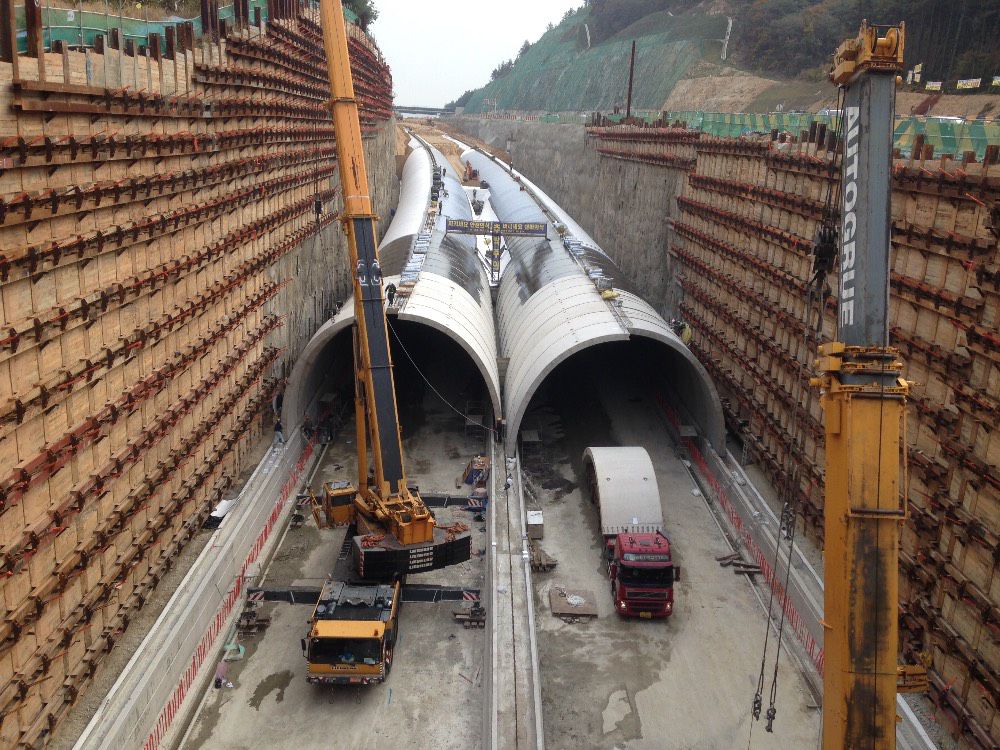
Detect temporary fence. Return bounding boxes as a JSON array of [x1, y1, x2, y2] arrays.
[[659, 110, 1000, 160]]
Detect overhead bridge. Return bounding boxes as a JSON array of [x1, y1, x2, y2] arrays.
[[394, 105, 456, 116]]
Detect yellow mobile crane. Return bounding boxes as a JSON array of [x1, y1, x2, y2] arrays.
[[813, 21, 926, 748], [298, 0, 471, 685]]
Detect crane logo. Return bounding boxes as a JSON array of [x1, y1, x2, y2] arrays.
[[840, 105, 861, 328]]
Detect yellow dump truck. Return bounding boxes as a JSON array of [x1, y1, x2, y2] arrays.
[[302, 580, 400, 685]]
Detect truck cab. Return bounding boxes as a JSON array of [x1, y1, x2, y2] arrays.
[[302, 580, 400, 685], [607, 531, 675, 618]]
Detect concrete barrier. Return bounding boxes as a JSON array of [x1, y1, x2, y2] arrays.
[[74, 429, 318, 750]]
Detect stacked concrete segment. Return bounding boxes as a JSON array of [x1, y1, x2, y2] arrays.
[[0, 5, 395, 746]]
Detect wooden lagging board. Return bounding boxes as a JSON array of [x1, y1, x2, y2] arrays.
[[663, 134, 999, 748], [0, 4, 394, 746]]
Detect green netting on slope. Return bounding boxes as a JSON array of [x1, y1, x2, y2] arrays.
[[464, 11, 727, 114], [11, 0, 356, 54], [659, 111, 999, 160]]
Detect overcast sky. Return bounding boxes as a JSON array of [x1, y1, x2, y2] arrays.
[[369, 0, 579, 107]]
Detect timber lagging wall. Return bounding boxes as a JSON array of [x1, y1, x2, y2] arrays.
[[668, 133, 999, 750], [451, 116, 1000, 749], [0, 2, 395, 746]]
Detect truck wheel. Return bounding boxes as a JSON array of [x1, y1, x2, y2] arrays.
[[384, 644, 393, 676]]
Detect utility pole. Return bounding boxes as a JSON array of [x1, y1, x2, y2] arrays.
[[625, 39, 635, 119]]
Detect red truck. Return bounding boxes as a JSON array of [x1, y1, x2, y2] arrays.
[[584, 447, 678, 619]]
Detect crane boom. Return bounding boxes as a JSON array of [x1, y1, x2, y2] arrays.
[[318, 0, 436, 551], [814, 21, 924, 749]]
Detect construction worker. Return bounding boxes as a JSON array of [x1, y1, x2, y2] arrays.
[[385, 282, 397, 306], [669, 318, 693, 345], [274, 419, 285, 446]]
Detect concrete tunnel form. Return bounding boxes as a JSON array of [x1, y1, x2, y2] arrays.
[[463, 147, 726, 456], [283, 137, 502, 428]]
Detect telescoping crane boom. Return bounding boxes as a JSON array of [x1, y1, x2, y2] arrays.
[[813, 21, 926, 749], [316, 0, 470, 577], [296, 0, 472, 690]]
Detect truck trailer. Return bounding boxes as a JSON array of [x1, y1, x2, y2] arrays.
[[583, 447, 677, 618]]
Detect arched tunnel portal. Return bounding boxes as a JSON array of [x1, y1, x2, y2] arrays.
[[282, 311, 496, 466], [518, 337, 723, 480]]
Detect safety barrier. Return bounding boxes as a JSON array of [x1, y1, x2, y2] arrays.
[[6, 0, 357, 54]]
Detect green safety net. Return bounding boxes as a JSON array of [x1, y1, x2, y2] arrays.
[[656, 110, 1000, 160], [464, 11, 727, 115], [11, 0, 356, 54]]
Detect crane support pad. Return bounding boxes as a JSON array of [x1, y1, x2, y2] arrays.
[[353, 527, 472, 580], [246, 585, 479, 604]]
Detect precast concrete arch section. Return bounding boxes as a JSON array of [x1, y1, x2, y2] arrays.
[[283, 138, 502, 429], [464, 148, 725, 455]]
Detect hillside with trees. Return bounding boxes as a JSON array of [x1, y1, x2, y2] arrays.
[[448, 0, 1000, 113], [730, 0, 999, 83]]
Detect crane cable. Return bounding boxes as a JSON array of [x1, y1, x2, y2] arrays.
[[386, 318, 501, 440], [749, 92, 848, 744]]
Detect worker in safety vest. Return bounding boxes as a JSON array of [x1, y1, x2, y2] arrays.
[[669, 318, 693, 345]]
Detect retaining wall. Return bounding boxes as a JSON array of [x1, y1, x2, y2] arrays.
[[0, 4, 396, 745], [448, 115, 1000, 750]]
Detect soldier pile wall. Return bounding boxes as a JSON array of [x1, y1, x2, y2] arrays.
[[604, 124, 1000, 750], [0, 2, 395, 745]]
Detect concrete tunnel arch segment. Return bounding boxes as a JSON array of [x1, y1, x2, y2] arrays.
[[464, 148, 726, 456], [282, 138, 503, 428]]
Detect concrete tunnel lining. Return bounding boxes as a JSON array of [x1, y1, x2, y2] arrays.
[[283, 138, 502, 428], [464, 148, 726, 455]]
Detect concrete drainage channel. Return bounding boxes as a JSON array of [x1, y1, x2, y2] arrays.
[[486, 433, 545, 750], [73, 429, 321, 750]]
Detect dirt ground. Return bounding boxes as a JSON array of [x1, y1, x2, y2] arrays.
[[401, 122, 473, 179], [662, 69, 784, 112], [896, 91, 1000, 119], [521, 348, 821, 750]]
